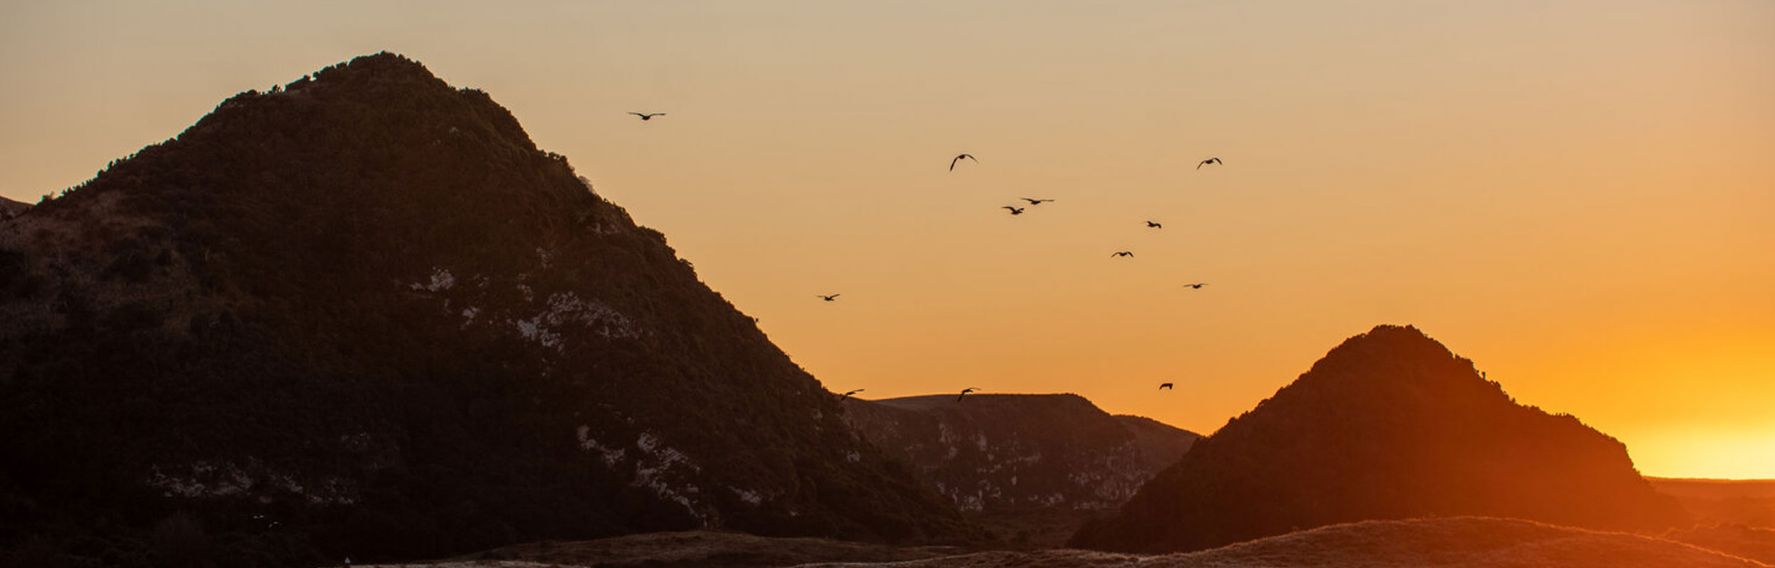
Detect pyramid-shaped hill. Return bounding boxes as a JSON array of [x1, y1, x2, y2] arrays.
[[844, 394, 1198, 514], [1069, 325, 1686, 553], [0, 53, 971, 563]]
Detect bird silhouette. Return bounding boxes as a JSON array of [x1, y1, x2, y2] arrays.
[[628, 112, 666, 121], [950, 153, 978, 171], [1146, 220, 1163, 229], [817, 294, 841, 302], [1159, 382, 1174, 390], [839, 388, 865, 401], [1111, 251, 1134, 258], [1002, 206, 1025, 215], [957, 387, 980, 401], [1020, 197, 1055, 205], [1197, 157, 1223, 170], [1183, 283, 1207, 289]]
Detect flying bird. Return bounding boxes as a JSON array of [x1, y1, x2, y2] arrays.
[[629, 112, 666, 121], [1146, 220, 1163, 229], [1159, 383, 1174, 390], [817, 294, 842, 302], [1002, 206, 1025, 215], [839, 388, 865, 401], [950, 153, 978, 171], [957, 387, 980, 401], [1020, 197, 1055, 205], [1197, 157, 1223, 170], [1111, 251, 1134, 258], [1183, 283, 1207, 289]]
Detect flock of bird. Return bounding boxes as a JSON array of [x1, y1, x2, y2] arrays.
[[628, 111, 1219, 400]]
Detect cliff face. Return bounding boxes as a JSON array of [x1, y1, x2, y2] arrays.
[[0, 53, 970, 564], [1070, 325, 1686, 553], [844, 394, 1198, 513]]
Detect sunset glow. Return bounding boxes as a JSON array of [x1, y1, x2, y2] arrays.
[[3, 1, 1770, 479]]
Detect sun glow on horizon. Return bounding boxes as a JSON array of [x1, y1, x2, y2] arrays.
[[2, 1, 1770, 479]]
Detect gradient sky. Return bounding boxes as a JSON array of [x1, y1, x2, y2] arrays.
[[3, 1, 1771, 478]]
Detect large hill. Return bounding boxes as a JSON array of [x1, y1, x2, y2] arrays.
[[1069, 325, 1686, 553], [0, 53, 971, 565]]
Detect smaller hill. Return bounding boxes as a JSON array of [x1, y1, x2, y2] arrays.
[[1071, 325, 1686, 553]]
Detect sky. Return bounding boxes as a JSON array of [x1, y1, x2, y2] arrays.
[[2, 1, 1771, 478]]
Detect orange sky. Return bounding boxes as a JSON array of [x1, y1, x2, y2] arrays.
[[2, 1, 1771, 478]]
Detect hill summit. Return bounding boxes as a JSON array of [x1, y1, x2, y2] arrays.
[[1070, 325, 1685, 553], [0, 53, 969, 564]]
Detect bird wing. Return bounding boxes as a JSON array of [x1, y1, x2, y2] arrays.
[[950, 156, 960, 171], [629, 112, 645, 117]]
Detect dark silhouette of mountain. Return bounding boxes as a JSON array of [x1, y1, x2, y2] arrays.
[[843, 394, 1197, 547], [1070, 325, 1686, 553], [0, 53, 972, 565]]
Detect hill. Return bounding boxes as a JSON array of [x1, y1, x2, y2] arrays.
[[0, 52, 970, 566], [1069, 325, 1685, 553]]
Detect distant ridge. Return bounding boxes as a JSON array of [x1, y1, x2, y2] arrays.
[[845, 393, 1197, 513], [1070, 325, 1686, 553]]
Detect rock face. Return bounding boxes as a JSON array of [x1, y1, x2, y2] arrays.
[[1070, 325, 1686, 553], [0, 53, 970, 564], [843, 394, 1198, 513]]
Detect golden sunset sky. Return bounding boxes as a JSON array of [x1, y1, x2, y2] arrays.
[[2, 1, 1770, 478]]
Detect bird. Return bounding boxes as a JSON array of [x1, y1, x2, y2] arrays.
[[1159, 382, 1174, 390], [817, 294, 841, 302], [839, 388, 865, 401], [1146, 220, 1163, 229], [950, 153, 978, 171], [628, 112, 666, 121], [1002, 206, 1025, 215], [1020, 197, 1055, 205], [1197, 157, 1223, 170], [1183, 282, 1207, 289], [1111, 251, 1134, 258], [957, 387, 980, 401]]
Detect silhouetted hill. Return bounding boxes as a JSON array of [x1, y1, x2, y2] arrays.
[[1070, 325, 1686, 553], [844, 394, 1196, 513], [0, 53, 971, 566]]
